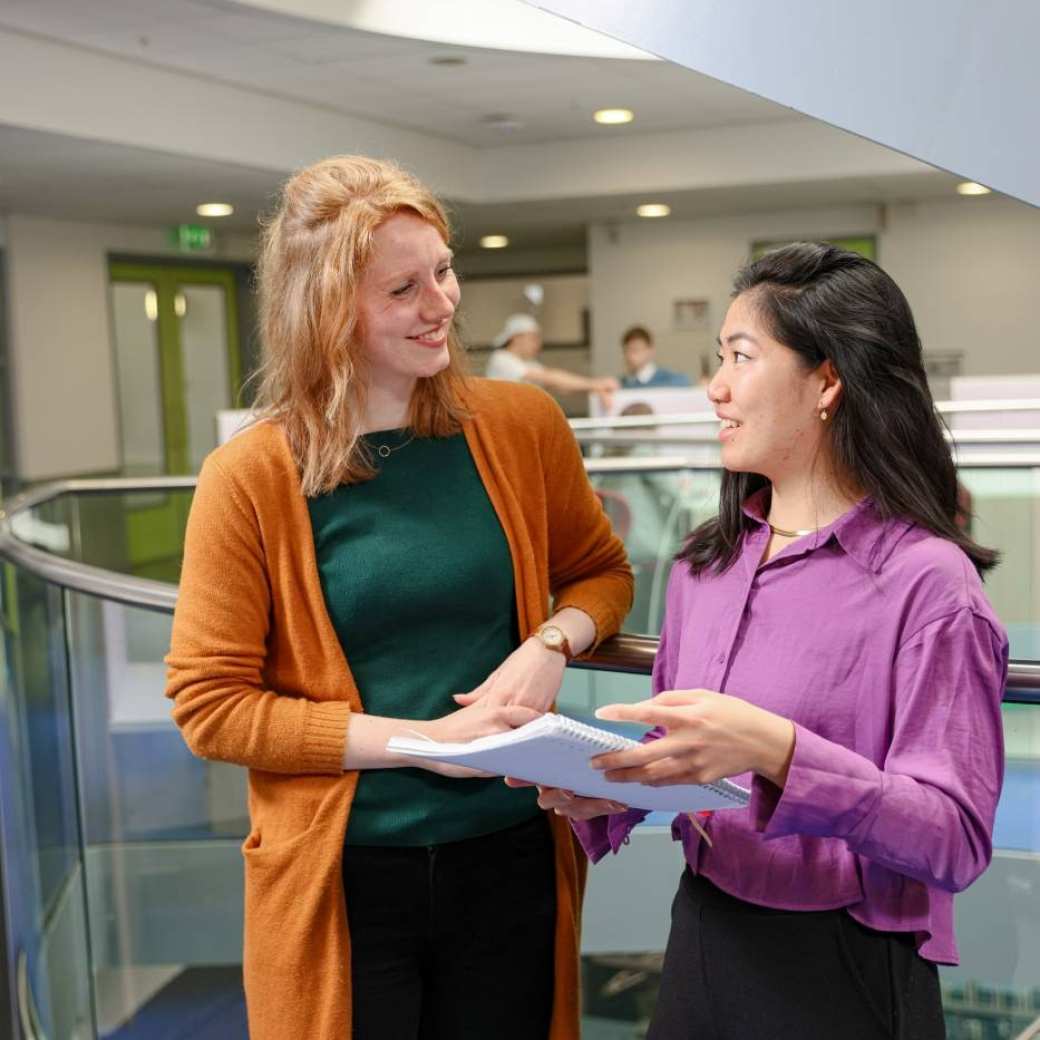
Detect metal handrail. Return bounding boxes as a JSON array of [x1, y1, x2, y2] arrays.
[[1014, 1014, 1040, 1040], [0, 478, 195, 613], [575, 634, 1040, 701], [570, 398, 1040, 431], [1, 477, 1039, 698], [586, 455, 1040, 472], [587, 455, 1040, 472], [15, 949, 45, 1040], [575, 428, 1040, 446]]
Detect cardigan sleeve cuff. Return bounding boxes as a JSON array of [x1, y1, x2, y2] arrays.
[[552, 591, 622, 653], [298, 701, 352, 775]]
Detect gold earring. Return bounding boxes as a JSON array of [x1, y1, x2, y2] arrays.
[[820, 409, 829, 421]]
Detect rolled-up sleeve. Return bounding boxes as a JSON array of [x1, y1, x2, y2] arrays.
[[751, 607, 1007, 893]]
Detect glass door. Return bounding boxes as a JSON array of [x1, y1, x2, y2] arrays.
[[108, 264, 242, 581], [108, 263, 242, 477]]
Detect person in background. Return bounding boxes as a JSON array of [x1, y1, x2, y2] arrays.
[[166, 154, 632, 1040], [620, 325, 691, 388], [486, 313, 619, 409], [535, 243, 1007, 1039]]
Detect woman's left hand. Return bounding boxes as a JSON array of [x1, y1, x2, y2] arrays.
[[453, 638, 567, 714], [592, 690, 796, 788]]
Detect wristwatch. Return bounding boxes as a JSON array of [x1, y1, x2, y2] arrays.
[[532, 623, 574, 662]]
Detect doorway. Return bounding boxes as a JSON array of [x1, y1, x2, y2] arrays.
[[108, 262, 244, 579], [108, 262, 243, 477]]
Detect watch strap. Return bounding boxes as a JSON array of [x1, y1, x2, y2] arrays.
[[533, 623, 574, 662]]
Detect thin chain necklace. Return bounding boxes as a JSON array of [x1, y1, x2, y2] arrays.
[[372, 430, 415, 459], [767, 521, 819, 538]]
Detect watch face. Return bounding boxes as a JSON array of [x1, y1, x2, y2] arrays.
[[540, 626, 564, 648]]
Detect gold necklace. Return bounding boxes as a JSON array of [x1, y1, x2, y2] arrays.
[[767, 522, 819, 538]]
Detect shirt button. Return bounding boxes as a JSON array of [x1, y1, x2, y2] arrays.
[[716, 653, 725, 664]]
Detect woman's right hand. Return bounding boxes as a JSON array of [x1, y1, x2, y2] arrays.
[[505, 778, 629, 820], [407, 702, 541, 778]]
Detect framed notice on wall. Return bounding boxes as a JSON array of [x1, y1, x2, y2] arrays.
[[671, 298, 710, 332]]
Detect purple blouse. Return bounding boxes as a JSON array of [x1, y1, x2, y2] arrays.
[[573, 492, 1007, 964]]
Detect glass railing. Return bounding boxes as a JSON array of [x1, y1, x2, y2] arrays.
[[0, 473, 1038, 1040]]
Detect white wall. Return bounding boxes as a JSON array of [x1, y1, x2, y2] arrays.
[[882, 198, 1040, 378], [587, 196, 1040, 382], [3, 214, 257, 481]]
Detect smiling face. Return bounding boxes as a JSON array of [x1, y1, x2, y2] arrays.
[[355, 210, 460, 396], [709, 291, 840, 484]]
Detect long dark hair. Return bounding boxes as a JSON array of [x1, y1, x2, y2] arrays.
[[679, 242, 998, 576]]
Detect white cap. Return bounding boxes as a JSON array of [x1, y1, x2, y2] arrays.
[[493, 313, 541, 348]]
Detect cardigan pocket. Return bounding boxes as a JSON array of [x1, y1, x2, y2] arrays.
[[242, 813, 347, 969], [241, 816, 324, 861]]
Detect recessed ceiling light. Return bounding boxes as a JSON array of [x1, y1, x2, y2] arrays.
[[429, 55, 467, 66], [636, 203, 671, 218], [196, 202, 234, 217], [594, 108, 634, 125], [956, 181, 991, 196], [480, 235, 509, 249]]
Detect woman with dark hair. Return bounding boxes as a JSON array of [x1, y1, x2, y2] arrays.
[[536, 243, 1007, 1038]]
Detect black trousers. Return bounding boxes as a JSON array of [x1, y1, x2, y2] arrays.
[[648, 869, 946, 1040], [341, 814, 557, 1040]]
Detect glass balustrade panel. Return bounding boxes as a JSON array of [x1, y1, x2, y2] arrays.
[[0, 564, 94, 1038], [63, 590, 247, 1038], [589, 468, 721, 635], [13, 489, 195, 584]]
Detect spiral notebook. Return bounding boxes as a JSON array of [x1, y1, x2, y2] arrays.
[[386, 713, 750, 813]]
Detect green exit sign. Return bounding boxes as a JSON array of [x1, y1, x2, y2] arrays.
[[169, 224, 213, 252]]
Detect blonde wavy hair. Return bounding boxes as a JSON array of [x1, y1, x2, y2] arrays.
[[253, 154, 469, 496]]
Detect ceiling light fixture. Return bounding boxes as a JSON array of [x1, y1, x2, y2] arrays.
[[956, 181, 991, 196], [594, 108, 634, 125], [636, 203, 671, 218], [480, 234, 509, 249], [196, 202, 234, 217]]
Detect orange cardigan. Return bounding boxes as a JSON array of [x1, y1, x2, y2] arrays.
[[165, 379, 633, 1040]]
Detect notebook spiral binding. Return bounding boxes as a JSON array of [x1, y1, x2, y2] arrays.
[[552, 715, 748, 806]]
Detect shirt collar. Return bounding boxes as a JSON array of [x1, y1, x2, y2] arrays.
[[742, 489, 900, 574], [635, 362, 658, 384]]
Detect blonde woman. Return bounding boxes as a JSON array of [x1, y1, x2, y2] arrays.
[[165, 155, 632, 1040]]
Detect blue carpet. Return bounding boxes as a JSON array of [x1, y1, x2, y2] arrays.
[[104, 967, 247, 1040]]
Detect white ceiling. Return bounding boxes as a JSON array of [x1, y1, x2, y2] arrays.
[[0, 123, 968, 255], [0, 124, 279, 232], [0, 0, 976, 257], [0, 0, 797, 147]]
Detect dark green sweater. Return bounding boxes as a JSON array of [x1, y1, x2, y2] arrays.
[[308, 429, 540, 846]]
